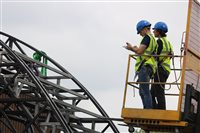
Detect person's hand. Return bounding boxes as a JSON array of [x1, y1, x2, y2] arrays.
[[123, 42, 133, 50]]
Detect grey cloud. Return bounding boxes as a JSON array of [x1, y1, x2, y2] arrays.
[[1, 2, 188, 131]]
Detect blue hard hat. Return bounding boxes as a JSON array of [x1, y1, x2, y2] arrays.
[[136, 20, 151, 34], [153, 22, 168, 33]]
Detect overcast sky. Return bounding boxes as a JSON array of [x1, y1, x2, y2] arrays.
[[1, 0, 188, 132]]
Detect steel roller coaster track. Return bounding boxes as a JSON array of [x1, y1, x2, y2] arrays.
[[0, 31, 120, 133]]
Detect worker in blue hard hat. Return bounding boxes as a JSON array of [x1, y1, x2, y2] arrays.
[[151, 21, 173, 110], [124, 20, 157, 109]]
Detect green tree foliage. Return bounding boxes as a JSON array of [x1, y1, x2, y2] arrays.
[[134, 129, 172, 133]]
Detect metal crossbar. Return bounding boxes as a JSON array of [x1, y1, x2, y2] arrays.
[[0, 31, 120, 133]]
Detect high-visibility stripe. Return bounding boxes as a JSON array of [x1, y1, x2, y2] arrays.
[[162, 62, 170, 68], [158, 37, 173, 73], [135, 34, 157, 73]]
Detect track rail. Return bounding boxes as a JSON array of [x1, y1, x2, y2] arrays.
[[0, 31, 120, 133]]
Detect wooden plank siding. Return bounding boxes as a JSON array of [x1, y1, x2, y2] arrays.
[[181, 0, 200, 112]]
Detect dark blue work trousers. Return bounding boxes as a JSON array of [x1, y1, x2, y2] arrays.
[[151, 66, 169, 110], [138, 65, 153, 109]]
